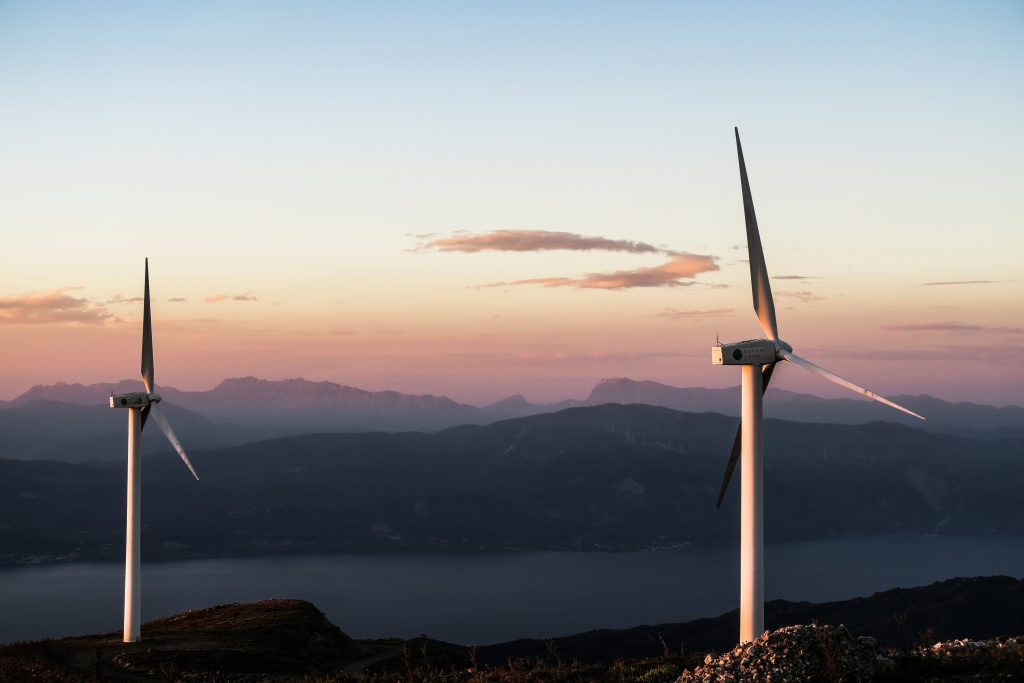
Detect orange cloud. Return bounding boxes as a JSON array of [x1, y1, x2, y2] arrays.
[[417, 229, 669, 255], [0, 290, 113, 325], [490, 253, 719, 290], [205, 293, 259, 303]]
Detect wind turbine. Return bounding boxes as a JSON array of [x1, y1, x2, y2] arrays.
[[108, 259, 198, 643], [712, 129, 924, 645]]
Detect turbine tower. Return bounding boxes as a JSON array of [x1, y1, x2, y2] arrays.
[[713, 129, 924, 644], [109, 259, 199, 643]]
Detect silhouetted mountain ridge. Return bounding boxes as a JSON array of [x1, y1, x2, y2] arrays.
[[9, 376, 1019, 450], [10, 376, 487, 435], [471, 575, 1024, 662], [585, 377, 1024, 438]]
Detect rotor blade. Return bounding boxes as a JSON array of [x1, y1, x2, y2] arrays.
[[149, 405, 199, 480], [140, 404, 151, 432], [779, 350, 925, 420], [735, 128, 779, 340], [715, 362, 776, 509], [141, 258, 154, 395]]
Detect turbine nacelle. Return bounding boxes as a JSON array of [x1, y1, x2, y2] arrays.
[[109, 392, 162, 409], [711, 339, 792, 366]]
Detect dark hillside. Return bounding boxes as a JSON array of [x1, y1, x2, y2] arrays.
[[2, 576, 1020, 680], [0, 599, 362, 681], [2, 404, 1022, 563]]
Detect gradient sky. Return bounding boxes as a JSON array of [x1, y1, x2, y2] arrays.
[[1, 1, 1022, 405]]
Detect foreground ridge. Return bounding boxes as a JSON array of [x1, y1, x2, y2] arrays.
[[2, 577, 1023, 681], [679, 624, 1024, 682]]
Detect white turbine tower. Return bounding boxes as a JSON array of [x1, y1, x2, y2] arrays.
[[713, 129, 924, 645], [109, 259, 198, 643]]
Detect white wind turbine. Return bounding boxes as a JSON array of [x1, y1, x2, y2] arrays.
[[108, 259, 198, 643], [712, 129, 924, 644]]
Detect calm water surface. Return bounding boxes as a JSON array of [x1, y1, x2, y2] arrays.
[[1, 535, 1021, 645]]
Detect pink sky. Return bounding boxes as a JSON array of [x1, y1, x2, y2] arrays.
[[1, 251, 1020, 406]]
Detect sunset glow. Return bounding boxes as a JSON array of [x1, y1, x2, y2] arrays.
[[0, 1, 1021, 406]]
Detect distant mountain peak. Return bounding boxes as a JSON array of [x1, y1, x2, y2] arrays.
[[487, 394, 532, 410], [12, 379, 144, 406], [587, 377, 687, 404]]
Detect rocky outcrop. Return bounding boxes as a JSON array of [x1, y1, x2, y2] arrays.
[[896, 636, 1024, 678], [678, 623, 892, 682], [110, 600, 362, 680]]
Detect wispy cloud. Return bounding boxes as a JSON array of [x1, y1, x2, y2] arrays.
[[882, 322, 1024, 334], [655, 307, 735, 320], [105, 294, 144, 305], [773, 275, 819, 281], [455, 349, 699, 364], [0, 290, 113, 325], [920, 280, 1004, 286], [167, 297, 188, 303], [774, 290, 825, 302], [205, 293, 259, 303], [488, 253, 719, 290], [416, 229, 669, 255], [420, 230, 719, 290], [809, 342, 1024, 364]]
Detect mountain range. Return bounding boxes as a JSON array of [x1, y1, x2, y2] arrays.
[[3, 403, 1021, 564], [1, 376, 1020, 463], [10, 377, 483, 432]]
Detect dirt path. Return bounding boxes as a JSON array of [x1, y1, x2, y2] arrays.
[[339, 644, 404, 679]]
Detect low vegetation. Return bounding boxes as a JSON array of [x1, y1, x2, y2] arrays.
[[1, 593, 1021, 681]]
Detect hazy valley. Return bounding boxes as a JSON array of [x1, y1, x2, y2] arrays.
[[2, 397, 1021, 565]]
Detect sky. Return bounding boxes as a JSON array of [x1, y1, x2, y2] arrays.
[[0, 1, 1022, 406]]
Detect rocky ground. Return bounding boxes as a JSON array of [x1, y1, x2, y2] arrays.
[[679, 624, 890, 681], [678, 624, 1023, 682]]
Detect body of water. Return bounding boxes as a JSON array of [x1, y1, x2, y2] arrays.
[[1, 535, 1021, 645]]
